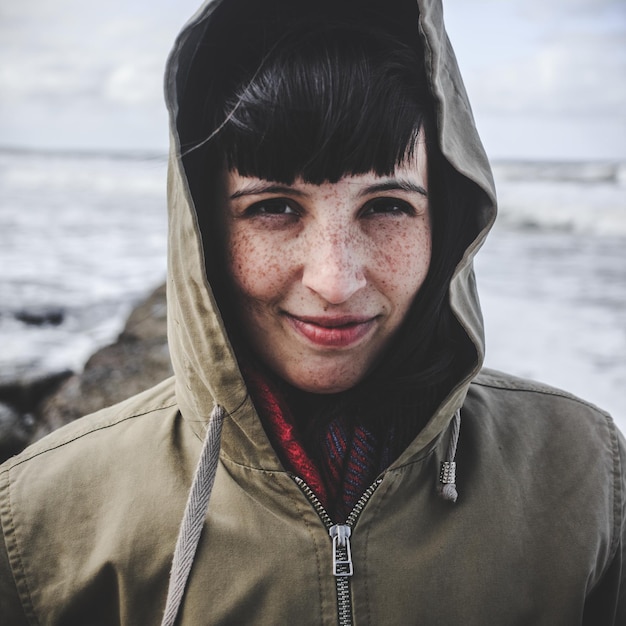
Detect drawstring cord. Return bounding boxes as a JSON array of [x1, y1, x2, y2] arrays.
[[438, 409, 461, 503], [161, 404, 226, 626]]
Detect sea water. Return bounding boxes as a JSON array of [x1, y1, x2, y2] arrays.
[[0, 149, 168, 379], [0, 149, 624, 429]]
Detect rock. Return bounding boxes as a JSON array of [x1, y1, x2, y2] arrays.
[[0, 403, 36, 462], [0, 369, 73, 415], [0, 283, 172, 462], [15, 306, 65, 326], [36, 283, 172, 440], [0, 369, 74, 463]]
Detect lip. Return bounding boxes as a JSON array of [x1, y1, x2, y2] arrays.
[[284, 313, 378, 348]]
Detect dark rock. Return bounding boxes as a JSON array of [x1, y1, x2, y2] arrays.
[[0, 370, 73, 463], [36, 283, 172, 440], [15, 306, 65, 326], [0, 403, 36, 463], [1, 283, 171, 461], [0, 369, 73, 415]]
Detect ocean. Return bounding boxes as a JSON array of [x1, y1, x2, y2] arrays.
[[0, 148, 624, 429]]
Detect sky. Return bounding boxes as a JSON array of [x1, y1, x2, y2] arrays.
[[0, 0, 624, 160]]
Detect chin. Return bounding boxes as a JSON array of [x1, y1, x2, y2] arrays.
[[295, 382, 354, 395], [282, 365, 367, 395]]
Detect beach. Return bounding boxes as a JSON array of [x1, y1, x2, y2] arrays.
[[0, 148, 624, 432]]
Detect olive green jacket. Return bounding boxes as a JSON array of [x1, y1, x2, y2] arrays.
[[1, 0, 624, 624]]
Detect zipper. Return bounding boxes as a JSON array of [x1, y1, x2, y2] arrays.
[[292, 476, 383, 626]]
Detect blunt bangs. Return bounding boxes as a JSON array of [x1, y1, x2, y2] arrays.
[[211, 26, 433, 184]]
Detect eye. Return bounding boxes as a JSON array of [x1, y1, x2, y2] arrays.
[[245, 198, 299, 217], [361, 197, 417, 217]]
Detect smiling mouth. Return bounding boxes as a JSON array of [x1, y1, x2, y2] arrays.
[[284, 314, 378, 348]]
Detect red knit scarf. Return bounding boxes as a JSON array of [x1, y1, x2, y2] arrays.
[[245, 367, 391, 522]]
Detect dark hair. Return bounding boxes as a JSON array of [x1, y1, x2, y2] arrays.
[[209, 24, 432, 184], [187, 24, 477, 450]]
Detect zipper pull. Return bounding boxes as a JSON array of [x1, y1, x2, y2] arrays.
[[329, 524, 353, 577]]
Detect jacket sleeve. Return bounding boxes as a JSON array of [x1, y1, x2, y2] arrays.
[[582, 420, 626, 625], [0, 468, 30, 625]]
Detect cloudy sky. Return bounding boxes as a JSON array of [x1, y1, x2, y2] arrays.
[[1, 0, 624, 160]]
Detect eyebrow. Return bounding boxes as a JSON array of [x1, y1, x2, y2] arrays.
[[230, 183, 306, 200], [229, 178, 428, 200], [358, 179, 428, 198]]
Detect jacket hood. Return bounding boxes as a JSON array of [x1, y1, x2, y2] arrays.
[[163, 0, 497, 469]]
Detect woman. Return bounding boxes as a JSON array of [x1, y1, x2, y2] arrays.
[[1, 0, 624, 624]]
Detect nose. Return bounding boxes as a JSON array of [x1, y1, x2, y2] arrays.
[[301, 230, 367, 304]]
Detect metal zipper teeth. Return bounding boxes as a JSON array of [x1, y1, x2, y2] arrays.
[[292, 475, 383, 530], [345, 479, 383, 527], [292, 475, 384, 626], [336, 577, 352, 626], [292, 475, 334, 528]]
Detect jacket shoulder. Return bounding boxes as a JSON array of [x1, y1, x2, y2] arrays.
[[468, 368, 625, 593], [472, 367, 613, 419], [467, 367, 621, 480], [467, 367, 621, 468], [0, 377, 185, 624], [2, 376, 178, 471]]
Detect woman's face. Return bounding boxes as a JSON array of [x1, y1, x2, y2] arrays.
[[219, 143, 431, 393]]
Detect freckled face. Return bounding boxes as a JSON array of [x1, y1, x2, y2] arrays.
[[219, 143, 431, 393]]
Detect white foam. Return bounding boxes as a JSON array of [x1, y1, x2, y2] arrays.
[[492, 161, 626, 235]]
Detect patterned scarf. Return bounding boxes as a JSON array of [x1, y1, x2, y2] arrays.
[[244, 367, 393, 522]]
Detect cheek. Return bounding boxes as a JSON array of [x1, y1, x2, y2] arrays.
[[227, 230, 287, 303], [371, 223, 432, 298]]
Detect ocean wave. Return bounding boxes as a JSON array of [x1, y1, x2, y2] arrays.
[[492, 160, 625, 184]]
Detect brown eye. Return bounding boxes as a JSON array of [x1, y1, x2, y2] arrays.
[[246, 199, 298, 216], [362, 198, 416, 217]]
